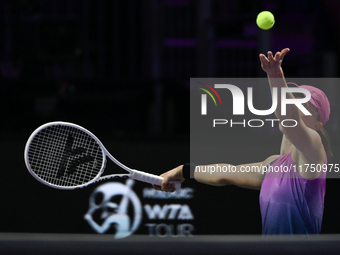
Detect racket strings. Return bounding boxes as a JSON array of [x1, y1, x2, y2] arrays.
[[27, 125, 104, 187]]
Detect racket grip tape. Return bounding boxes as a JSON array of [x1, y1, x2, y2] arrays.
[[130, 170, 181, 191]]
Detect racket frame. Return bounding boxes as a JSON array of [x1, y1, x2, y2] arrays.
[[24, 121, 180, 190]]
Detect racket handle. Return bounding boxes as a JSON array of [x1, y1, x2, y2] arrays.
[[130, 170, 181, 191]]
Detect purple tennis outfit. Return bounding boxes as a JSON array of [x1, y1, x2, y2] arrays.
[[259, 151, 326, 234]]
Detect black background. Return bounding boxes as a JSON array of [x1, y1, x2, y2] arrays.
[[1, 0, 340, 235]]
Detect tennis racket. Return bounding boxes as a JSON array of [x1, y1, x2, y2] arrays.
[[24, 121, 181, 190]]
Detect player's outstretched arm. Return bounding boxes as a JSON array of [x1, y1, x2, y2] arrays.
[[154, 155, 279, 192], [259, 49, 325, 179]]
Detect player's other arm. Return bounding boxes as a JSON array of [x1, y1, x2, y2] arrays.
[[194, 155, 279, 189], [155, 155, 279, 192]]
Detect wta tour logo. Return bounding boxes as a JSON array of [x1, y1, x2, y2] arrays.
[[84, 179, 142, 239], [197, 82, 312, 128], [85, 181, 195, 238]]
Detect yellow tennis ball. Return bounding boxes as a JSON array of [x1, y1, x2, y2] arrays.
[[256, 11, 275, 30]]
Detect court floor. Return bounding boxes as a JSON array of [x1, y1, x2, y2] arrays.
[[1, 233, 340, 255]]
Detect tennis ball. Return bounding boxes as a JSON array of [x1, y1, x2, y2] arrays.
[[256, 11, 275, 30]]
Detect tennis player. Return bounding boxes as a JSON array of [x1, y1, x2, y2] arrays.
[[154, 48, 332, 234]]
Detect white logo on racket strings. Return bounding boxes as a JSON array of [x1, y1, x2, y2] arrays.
[[57, 134, 96, 178], [84, 179, 142, 239]]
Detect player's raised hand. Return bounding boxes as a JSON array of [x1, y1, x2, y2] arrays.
[[259, 48, 290, 77], [153, 165, 185, 192]]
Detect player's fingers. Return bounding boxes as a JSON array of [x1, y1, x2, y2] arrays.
[[167, 183, 176, 193], [153, 184, 161, 191], [274, 52, 280, 62], [267, 51, 274, 61], [259, 54, 269, 67], [280, 48, 290, 60], [170, 183, 176, 192], [161, 175, 170, 191], [165, 182, 174, 192], [259, 54, 267, 62], [268, 51, 277, 66]]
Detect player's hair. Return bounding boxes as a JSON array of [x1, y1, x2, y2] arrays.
[[317, 127, 333, 163], [313, 105, 333, 162], [293, 92, 333, 162]]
